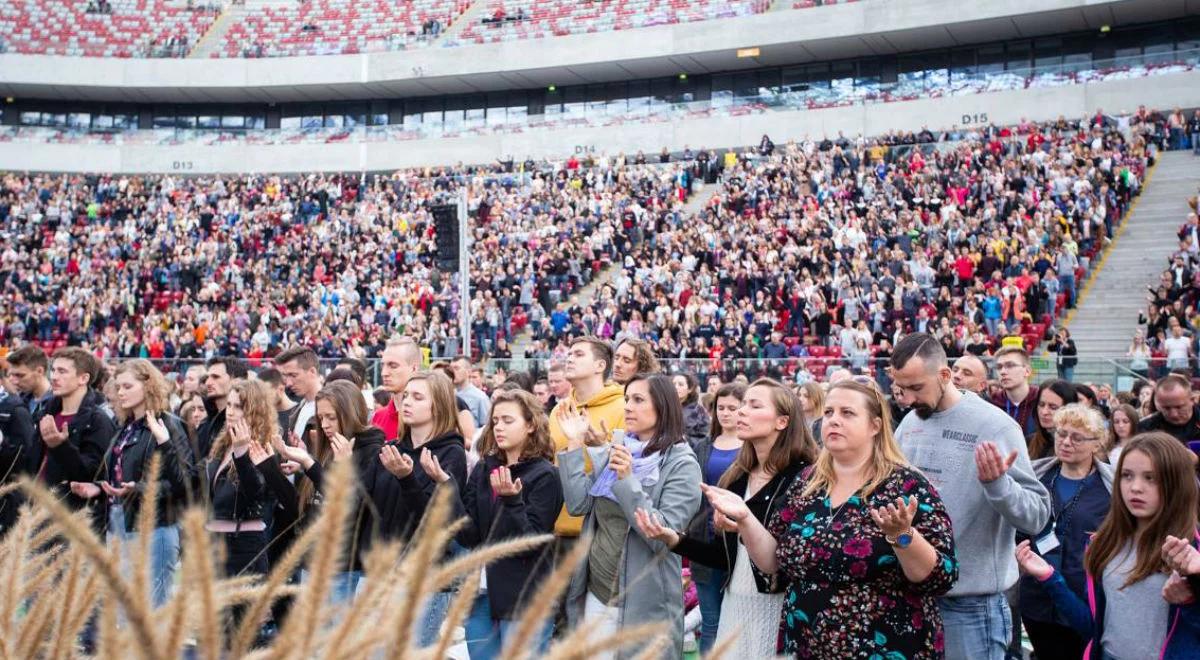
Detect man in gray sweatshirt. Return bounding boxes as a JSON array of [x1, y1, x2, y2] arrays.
[[891, 333, 1051, 660]]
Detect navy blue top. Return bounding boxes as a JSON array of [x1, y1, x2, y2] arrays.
[[705, 446, 740, 486]]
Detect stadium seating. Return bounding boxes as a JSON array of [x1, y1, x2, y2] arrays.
[[0, 0, 217, 57], [456, 0, 770, 44], [217, 0, 472, 58]]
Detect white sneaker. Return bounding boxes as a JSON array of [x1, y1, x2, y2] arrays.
[[683, 631, 698, 654]]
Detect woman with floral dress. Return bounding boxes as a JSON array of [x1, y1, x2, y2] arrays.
[[705, 380, 959, 658]]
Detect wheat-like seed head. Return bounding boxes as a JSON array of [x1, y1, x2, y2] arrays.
[[0, 456, 728, 659]]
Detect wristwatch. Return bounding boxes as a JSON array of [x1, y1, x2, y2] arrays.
[[886, 527, 916, 549]]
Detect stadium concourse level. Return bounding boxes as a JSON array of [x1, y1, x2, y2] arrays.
[[0, 110, 1180, 374]]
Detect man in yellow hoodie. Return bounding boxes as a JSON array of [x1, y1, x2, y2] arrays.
[[548, 336, 626, 537]]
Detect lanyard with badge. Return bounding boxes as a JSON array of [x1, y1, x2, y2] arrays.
[[1035, 467, 1087, 555]]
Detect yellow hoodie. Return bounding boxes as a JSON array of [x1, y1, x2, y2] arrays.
[[549, 382, 626, 536]]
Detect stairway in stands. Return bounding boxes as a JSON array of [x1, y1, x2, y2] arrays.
[[1066, 150, 1200, 380]]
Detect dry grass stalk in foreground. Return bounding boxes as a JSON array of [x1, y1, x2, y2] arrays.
[[1, 460, 740, 658]]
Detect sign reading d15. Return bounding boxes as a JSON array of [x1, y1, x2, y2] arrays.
[[960, 113, 989, 125]]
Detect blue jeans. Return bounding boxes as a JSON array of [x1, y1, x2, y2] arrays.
[[464, 592, 553, 659], [694, 571, 726, 654], [330, 570, 361, 605], [108, 506, 180, 607], [419, 540, 467, 645], [939, 593, 1012, 660], [1059, 273, 1076, 308], [420, 591, 454, 646]]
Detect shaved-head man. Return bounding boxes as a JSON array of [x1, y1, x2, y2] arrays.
[[371, 336, 424, 441], [952, 355, 989, 395]]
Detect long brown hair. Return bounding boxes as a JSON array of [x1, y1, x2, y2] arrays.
[[718, 379, 817, 488], [209, 379, 278, 460], [1109, 403, 1141, 448], [802, 380, 908, 499], [476, 390, 555, 462], [400, 371, 461, 443], [1085, 432, 1199, 587], [707, 382, 747, 440], [625, 373, 686, 457], [297, 381, 371, 515]]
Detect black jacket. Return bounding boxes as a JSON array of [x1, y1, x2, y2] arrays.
[[31, 390, 117, 533], [207, 449, 267, 525], [258, 427, 387, 572], [100, 414, 195, 533], [374, 431, 467, 542], [195, 403, 226, 476], [452, 454, 563, 619], [674, 460, 807, 594], [0, 393, 35, 533]]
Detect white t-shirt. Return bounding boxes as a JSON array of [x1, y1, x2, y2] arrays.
[[1164, 336, 1191, 362]]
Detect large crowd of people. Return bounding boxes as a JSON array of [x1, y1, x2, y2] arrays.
[[3, 331, 1200, 659], [1, 109, 1181, 383], [0, 161, 690, 364], [528, 109, 1174, 389], [0, 107, 1198, 658]]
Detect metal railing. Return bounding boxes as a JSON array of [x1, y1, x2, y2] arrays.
[[127, 354, 1180, 392]]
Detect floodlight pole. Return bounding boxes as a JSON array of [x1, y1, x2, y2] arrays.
[[459, 188, 471, 355]]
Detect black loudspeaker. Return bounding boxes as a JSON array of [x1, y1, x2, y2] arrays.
[[430, 204, 459, 272]]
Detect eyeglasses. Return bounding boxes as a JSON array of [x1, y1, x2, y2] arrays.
[[1054, 428, 1099, 444]]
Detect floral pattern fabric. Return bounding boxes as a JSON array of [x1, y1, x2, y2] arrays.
[[768, 466, 959, 659]]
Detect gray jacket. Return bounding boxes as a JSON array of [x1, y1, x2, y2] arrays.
[[559, 442, 703, 660]]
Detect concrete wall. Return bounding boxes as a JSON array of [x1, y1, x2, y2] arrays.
[[0, 0, 1135, 100], [3, 70, 1196, 174]]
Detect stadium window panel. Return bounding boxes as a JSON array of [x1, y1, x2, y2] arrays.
[[44, 113, 67, 127], [1006, 40, 1032, 70], [19, 112, 42, 126], [152, 113, 176, 129], [1143, 42, 1174, 65], [178, 115, 197, 129], [281, 116, 302, 129], [950, 48, 975, 78], [248, 114, 267, 129], [977, 44, 1005, 74], [67, 113, 90, 129], [830, 61, 854, 97], [197, 115, 220, 129], [856, 59, 881, 89], [732, 72, 758, 99], [506, 104, 527, 124], [585, 84, 607, 117], [301, 115, 323, 129], [221, 115, 245, 129]]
